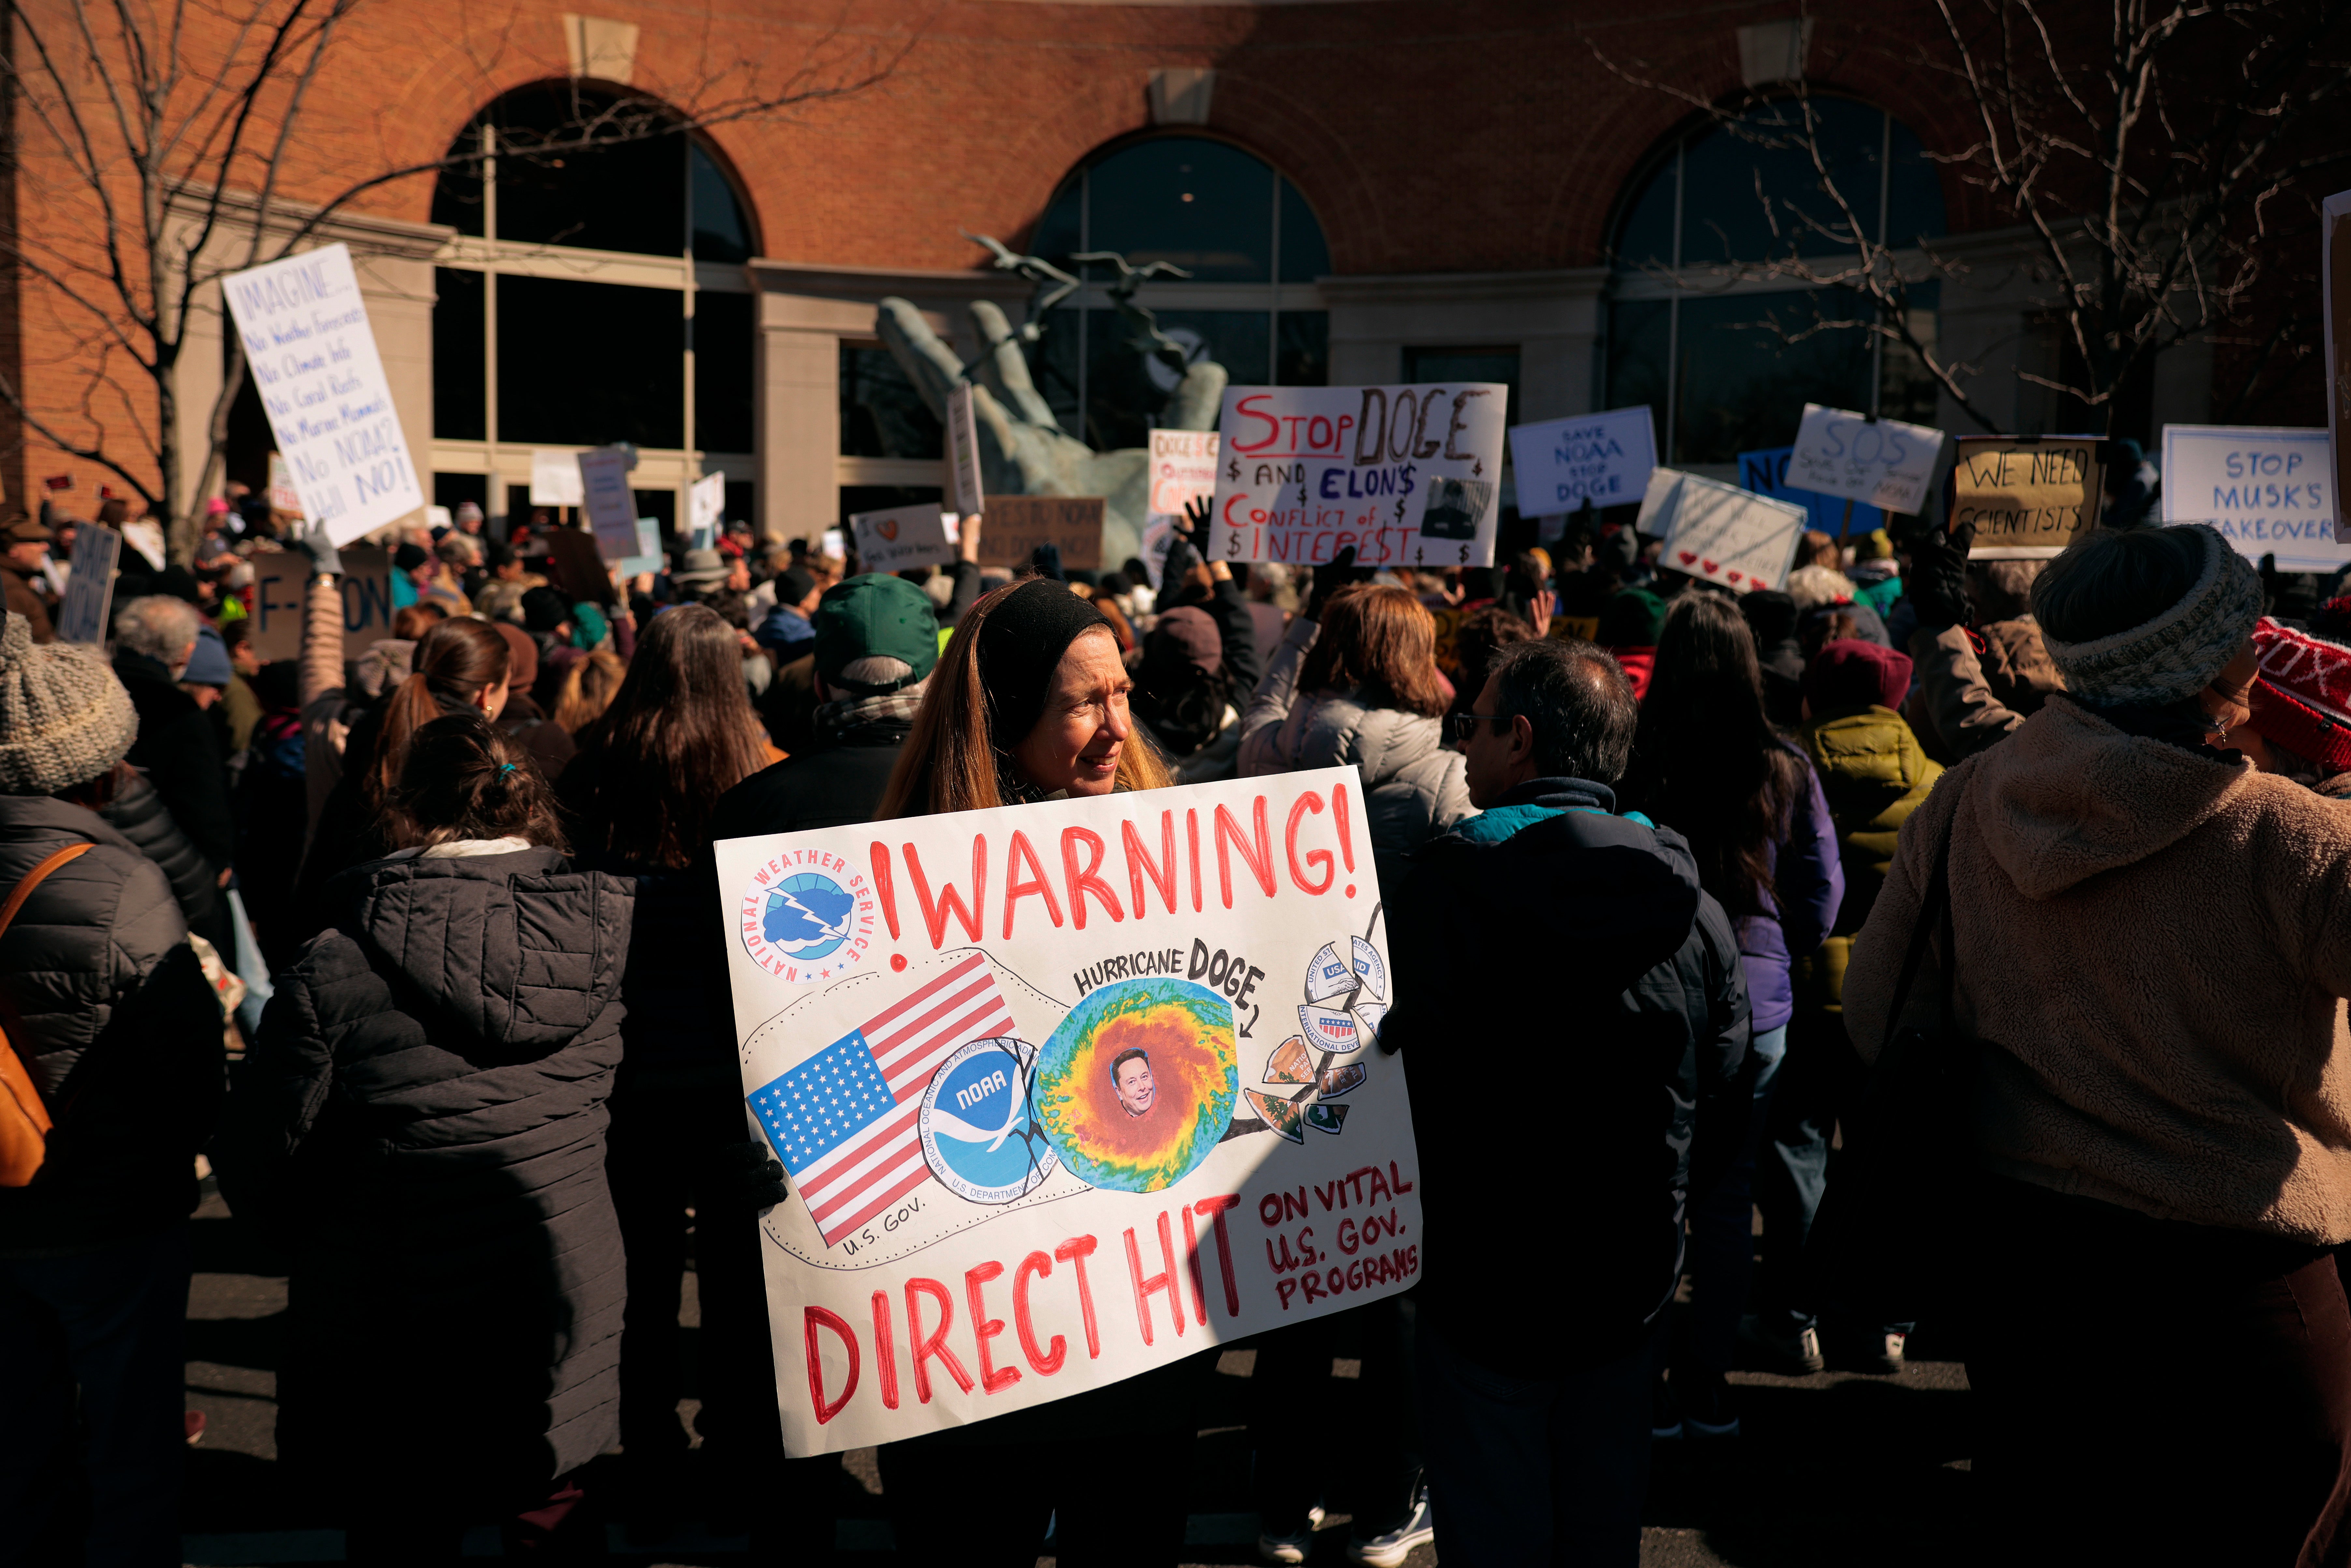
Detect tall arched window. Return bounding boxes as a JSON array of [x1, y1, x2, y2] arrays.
[[428, 84, 759, 529], [1023, 136, 1331, 452], [1605, 99, 1947, 468]]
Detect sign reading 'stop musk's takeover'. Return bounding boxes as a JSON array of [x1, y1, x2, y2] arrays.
[[1208, 384, 1509, 567], [220, 244, 424, 546], [2162, 425, 2344, 571], [717, 769, 1421, 1454]]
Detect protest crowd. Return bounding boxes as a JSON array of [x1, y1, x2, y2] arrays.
[[11, 462, 2351, 1568]]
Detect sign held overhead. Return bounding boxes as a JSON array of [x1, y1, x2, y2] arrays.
[[1952, 437, 2103, 559], [1509, 406, 1656, 515], [2162, 425, 2344, 571], [851, 503, 958, 572], [1636, 468, 1809, 593], [1788, 404, 1945, 515]]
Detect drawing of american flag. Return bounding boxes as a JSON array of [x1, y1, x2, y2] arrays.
[[747, 953, 1016, 1246]]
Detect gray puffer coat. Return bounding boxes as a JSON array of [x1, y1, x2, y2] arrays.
[[1238, 615, 1476, 855], [214, 845, 634, 1498]]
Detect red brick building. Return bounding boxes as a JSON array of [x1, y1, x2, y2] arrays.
[[1, 0, 2331, 540]]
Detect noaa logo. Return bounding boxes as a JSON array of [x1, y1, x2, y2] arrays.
[[736, 849, 876, 984], [919, 1038, 1058, 1204]]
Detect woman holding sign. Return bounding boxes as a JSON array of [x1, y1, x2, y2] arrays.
[[874, 576, 1199, 1567]]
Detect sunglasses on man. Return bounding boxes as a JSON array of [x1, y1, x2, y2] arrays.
[[1443, 710, 1516, 745]]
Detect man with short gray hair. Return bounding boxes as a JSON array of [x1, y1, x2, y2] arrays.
[[109, 594, 233, 901], [1382, 636, 1751, 1564]]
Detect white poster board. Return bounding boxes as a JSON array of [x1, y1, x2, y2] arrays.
[[1508, 406, 1656, 514], [718, 768, 1420, 1455], [531, 450, 586, 508], [947, 385, 986, 520], [1637, 468, 1809, 593], [220, 243, 425, 546], [851, 503, 956, 572], [691, 470, 728, 536], [53, 525, 120, 644], [2162, 425, 2345, 572], [575, 448, 639, 561], [1788, 404, 1946, 515], [1147, 429, 1220, 524], [1208, 384, 1509, 567]]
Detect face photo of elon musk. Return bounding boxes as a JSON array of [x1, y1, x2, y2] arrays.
[[1110, 1047, 1157, 1118]]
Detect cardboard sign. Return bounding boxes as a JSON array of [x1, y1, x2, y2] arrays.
[[716, 768, 1420, 1454], [575, 448, 639, 561], [1147, 429, 1220, 522], [334, 546, 395, 648], [977, 496, 1105, 571], [1788, 404, 1945, 515], [691, 470, 727, 536], [947, 385, 986, 520], [546, 525, 615, 606], [249, 543, 393, 663], [852, 503, 957, 572], [1509, 406, 1656, 514], [1208, 383, 1509, 568], [2162, 425, 2344, 571], [613, 518, 664, 581], [530, 450, 585, 507], [1952, 437, 2103, 560], [220, 244, 424, 545], [1738, 447, 1885, 539], [52, 525, 120, 644], [2327, 190, 2351, 544], [1636, 468, 1809, 592]]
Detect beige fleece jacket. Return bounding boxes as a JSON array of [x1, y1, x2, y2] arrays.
[[1846, 696, 2351, 1243]]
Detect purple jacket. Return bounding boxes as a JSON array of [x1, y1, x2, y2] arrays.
[[1737, 751, 1844, 1034]]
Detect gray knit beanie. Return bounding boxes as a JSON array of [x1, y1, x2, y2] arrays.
[[0, 610, 139, 794], [2040, 524, 2261, 706]]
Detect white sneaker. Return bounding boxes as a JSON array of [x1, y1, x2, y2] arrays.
[[1349, 1491, 1434, 1567], [1258, 1505, 1324, 1565], [1871, 1330, 1908, 1375]]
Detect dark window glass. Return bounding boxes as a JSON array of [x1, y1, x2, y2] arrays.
[[631, 488, 675, 533], [840, 485, 943, 525], [223, 358, 274, 495], [1082, 139, 1273, 281], [1087, 308, 1266, 452], [1279, 179, 1330, 282], [839, 344, 943, 460], [1031, 306, 1084, 441], [694, 292, 755, 453], [1883, 119, 1947, 250], [723, 479, 756, 530], [1672, 289, 1875, 464], [433, 472, 489, 512], [1879, 280, 1943, 429], [433, 143, 486, 238], [432, 268, 485, 440], [497, 276, 683, 447], [1604, 301, 1672, 459], [1402, 347, 1522, 429], [691, 145, 754, 263], [1276, 312, 1328, 386], [1032, 180, 1083, 272], [1613, 158, 1677, 270]]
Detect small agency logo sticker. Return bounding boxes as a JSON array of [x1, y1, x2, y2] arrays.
[[919, 1037, 1058, 1204], [737, 848, 877, 984]]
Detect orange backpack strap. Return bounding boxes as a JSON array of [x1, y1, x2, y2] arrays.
[[0, 841, 95, 1184], [0, 842, 94, 942]]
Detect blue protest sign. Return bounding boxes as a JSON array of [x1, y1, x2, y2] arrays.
[[1738, 447, 1884, 538]]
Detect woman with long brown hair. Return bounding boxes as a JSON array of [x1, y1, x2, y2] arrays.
[[1237, 580, 1472, 856], [294, 616, 511, 935], [870, 575, 1198, 1568]]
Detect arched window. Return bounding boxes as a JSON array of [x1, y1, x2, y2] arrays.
[[428, 84, 759, 529], [1604, 99, 1947, 468], [1023, 135, 1331, 452]]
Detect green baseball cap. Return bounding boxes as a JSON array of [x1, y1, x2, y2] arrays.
[[813, 574, 940, 689]]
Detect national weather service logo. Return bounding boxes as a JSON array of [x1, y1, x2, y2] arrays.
[[919, 1037, 1058, 1204], [736, 848, 877, 984]]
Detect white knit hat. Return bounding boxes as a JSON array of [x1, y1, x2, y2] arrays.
[[2041, 524, 2262, 706], [0, 611, 139, 794]]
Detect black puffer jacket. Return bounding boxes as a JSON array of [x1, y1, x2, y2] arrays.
[[1383, 777, 1751, 1373], [214, 845, 634, 1495], [99, 766, 222, 941], [0, 797, 223, 1255]]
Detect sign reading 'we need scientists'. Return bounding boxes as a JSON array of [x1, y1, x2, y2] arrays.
[[222, 244, 424, 546]]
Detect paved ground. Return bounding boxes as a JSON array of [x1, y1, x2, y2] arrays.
[[177, 1185, 1972, 1566]]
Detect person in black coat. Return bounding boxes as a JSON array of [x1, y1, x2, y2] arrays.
[[1382, 637, 1752, 1567], [110, 595, 235, 929], [0, 610, 225, 1568], [215, 714, 633, 1564]]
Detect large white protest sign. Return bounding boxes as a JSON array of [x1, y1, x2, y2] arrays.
[[2327, 190, 2351, 544], [1509, 406, 1656, 515], [946, 385, 986, 520], [851, 502, 956, 572], [1208, 384, 1508, 568], [1637, 468, 1808, 593], [221, 244, 424, 545], [718, 768, 1420, 1454], [53, 525, 120, 645], [531, 450, 586, 507], [575, 448, 640, 561], [691, 471, 727, 537], [2162, 426, 2344, 572], [1788, 404, 1945, 515]]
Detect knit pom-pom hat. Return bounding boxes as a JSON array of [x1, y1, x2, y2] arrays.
[[2040, 525, 2261, 706], [0, 610, 139, 794]]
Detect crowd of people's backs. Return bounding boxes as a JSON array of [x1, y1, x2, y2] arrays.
[[13, 484, 2351, 1567]]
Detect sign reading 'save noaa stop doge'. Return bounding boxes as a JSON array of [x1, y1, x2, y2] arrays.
[[221, 244, 424, 546], [716, 769, 1422, 1453]]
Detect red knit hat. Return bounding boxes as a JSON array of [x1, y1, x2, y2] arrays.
[[2248, 617, 2351, 773]]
